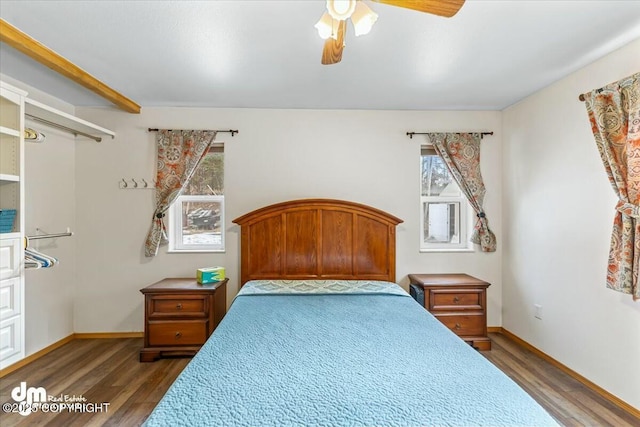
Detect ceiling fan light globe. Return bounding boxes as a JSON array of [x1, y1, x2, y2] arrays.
[[315, 13, 338, 40], [326, 0, 357, 21], [351, 1, 378, 36]]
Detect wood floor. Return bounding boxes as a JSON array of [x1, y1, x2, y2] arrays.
[[482, 333, 638, 426], [0, 333, 637, 426]]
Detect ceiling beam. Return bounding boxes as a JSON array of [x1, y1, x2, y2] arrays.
[[0, 19, 141, 113]]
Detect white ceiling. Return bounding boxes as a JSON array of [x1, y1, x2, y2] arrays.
[[1, 0, 639, 111]]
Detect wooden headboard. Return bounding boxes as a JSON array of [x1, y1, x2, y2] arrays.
[[233, 199, 403, 286]]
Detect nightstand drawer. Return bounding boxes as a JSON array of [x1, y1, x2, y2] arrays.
[[148, 320, 208, 346], [435, 314, 485, 336], [430, 289, 483, 311], [148, 295, 207, 318]]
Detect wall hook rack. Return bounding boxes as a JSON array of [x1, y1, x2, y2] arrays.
[[119, 178, 156, 189]]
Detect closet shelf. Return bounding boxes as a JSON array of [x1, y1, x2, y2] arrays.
[[0, 126, 20, 137], [25, 98, 115, 141], [0, 231, 20, 239], [0, 174, 20, 183]]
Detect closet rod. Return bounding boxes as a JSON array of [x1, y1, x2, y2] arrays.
[[27, 231, 74, 240], [25, 114, 103, 142], [406, 131, 493, 139], [148, 128, 238, 137]]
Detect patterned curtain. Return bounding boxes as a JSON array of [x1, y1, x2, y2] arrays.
[[144, 130, 218, 257], [583, 72, 640, 300], [428, 132, 497, 252]]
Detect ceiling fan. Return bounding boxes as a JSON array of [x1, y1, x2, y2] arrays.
[[315, 0, 466, 65]]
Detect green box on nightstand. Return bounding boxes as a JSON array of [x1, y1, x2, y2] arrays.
[[197, 267, 225, 284]]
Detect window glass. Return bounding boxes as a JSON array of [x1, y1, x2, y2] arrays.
[[423, 201, 460, 244], [421, 149, 452, 197]]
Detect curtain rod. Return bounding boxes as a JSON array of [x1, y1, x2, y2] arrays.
[[579, 88, 604, 102], [25, 114, 102, 142], [579, 80, 620, 101], [148, 128, 238, 137], [406, 131, 493, 139]]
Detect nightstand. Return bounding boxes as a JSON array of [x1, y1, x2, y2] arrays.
[[139, 277, 228, 362], [408, 273, 491, 350]]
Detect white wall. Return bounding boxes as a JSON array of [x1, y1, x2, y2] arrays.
[[502, 38, 640, 409], [0, 74, 77, 357], [24, 126, 76, 356], [73, 107, 503, 332]]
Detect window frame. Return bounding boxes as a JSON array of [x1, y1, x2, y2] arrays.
[[420, 145, 473, 252]]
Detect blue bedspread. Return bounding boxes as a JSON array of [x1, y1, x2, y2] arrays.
[[144, 281, 558, 427]]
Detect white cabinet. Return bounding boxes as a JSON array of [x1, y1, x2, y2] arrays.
[[0, 81, 26, 370], [0, 316, 22, 363], [0, 277, 21, 320], [0, 238, 21, 280]]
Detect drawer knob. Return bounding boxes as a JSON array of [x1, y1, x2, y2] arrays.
[[175, 332, 182, 338], [176, 303, 183, 310], [454, 323, 461, 330], [453, 297, 460, 303]]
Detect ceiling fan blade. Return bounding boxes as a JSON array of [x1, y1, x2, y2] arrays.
[[321, 20, 346, 65], [370, 0, 465, 18]]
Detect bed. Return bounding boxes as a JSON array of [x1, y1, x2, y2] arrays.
[[144, 199, 558, 426]]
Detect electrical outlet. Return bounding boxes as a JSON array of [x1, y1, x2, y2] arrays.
[[534, 304, 542, 320]]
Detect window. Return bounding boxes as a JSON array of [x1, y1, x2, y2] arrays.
[[168, 143, 224, 252], [420, 146, 471, 251]]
